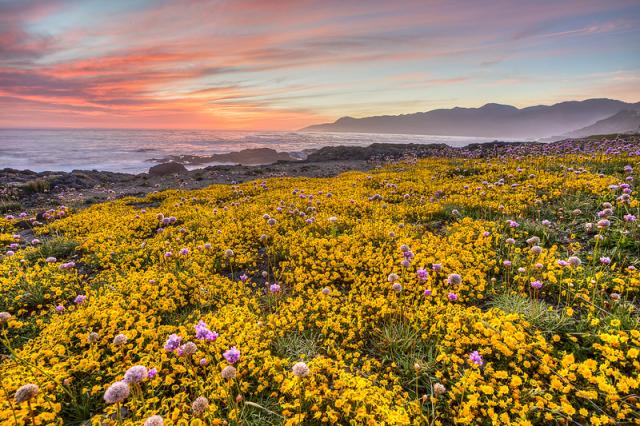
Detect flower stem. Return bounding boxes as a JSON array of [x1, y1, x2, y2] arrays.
[[27, 400, 36, 425]]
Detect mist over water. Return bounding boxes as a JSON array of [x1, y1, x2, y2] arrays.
[[0, 128, 510, 173]]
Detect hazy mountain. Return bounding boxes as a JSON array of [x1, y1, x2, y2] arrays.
[[302, 98, 640, 139], [558, 110, 640, 139]]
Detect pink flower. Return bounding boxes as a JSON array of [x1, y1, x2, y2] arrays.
[[469, 351, 484, 366], [269, 283, 281, 293], [223, 346, 240, 364], [416, 269, 428, 281]]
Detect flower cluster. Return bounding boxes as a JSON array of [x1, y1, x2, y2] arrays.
[[0, 143, 638, 425]]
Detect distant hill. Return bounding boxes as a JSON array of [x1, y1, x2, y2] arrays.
[[557, 110, 640, 139], [302, 98, 640, 139]]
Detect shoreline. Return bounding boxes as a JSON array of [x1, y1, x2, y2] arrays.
[[1, 134, 638, 214]]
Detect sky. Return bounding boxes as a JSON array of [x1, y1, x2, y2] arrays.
[[1, 0, 639, 130]]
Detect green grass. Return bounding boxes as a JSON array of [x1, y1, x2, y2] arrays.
[[0, 200, 22, 214], [270, 330, 322, 361], [488, 292, 573, 334], [25, 237, 79, 263], [21, 178, 51, 194], [368, 320, 439, 396], [240, 397, 283, 426]]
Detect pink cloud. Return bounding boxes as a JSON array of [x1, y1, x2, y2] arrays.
[[0, 0, 637, 129]]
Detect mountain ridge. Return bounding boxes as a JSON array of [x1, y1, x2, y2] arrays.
[[558, 110, 640, 139], [302, 98, 640, 139]]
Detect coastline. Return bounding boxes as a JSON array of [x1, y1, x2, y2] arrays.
[[1, 134, 637, 214]]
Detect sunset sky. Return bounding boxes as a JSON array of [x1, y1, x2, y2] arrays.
[[1, 0, 639, 130]]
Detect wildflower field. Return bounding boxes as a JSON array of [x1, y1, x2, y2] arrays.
[[1, 143, 639, 425]]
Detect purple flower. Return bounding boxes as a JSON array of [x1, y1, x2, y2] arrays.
[[416, 269, 428, 281], [402, 250, 414, 260], [177, 342, 197, 357], [55, 305, 65, 312], [148, 368, 158, 379], [469, 351, 484, 366], [568, 256, 581, 267], [447, 292, 458, 301], [124, 365, 148, 384], [195, 321, 218, 341], [432, 263, 442, 272], [104, 381, 129, 404], [599, 256, 611, 265], [507, 220, 520, 228], [74, 294, 87, 304], [199, 358, 208, 366], [46, 257, 57, 263], [164, 251, 172, 258], [624, 214, 637, 222], [503, 260, 512, 268], [482, 231, 490, 237], [447, 274, 462, 285], [423, 289, 432, 296], [223, 346, 240, 364], [239, 274, 248, 282], [164, 334, 182, 352], [269, 283, 281, 293], [179, 248, 189, 256], [530, 280, 543, 289]]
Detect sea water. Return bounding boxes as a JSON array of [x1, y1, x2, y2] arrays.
[[0, 128, 507, 173]]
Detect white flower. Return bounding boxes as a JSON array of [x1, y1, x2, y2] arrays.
[[292, 362, 310, 377]]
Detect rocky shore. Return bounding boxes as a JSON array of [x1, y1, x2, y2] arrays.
[[1, 135, 637, 214], [0, 160, 371, 213]]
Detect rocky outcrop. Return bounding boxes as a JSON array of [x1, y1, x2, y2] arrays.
[[151, 148, 297, 166], [148, 162, 187, 176]]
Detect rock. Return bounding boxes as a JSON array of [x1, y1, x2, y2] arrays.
[[151, 148, 297, 166], [148, 162, 187, 176]]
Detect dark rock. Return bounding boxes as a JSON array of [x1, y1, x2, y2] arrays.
[[153, 148, 297, 166], [148, 162, 187, 176]]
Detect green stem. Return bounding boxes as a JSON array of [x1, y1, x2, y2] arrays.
[[116, 401, 123, 425], [0, 381, 19, 426], [1, 332, 75, 402], [298, 379, 305, 425], [27, 400, 36, 425]]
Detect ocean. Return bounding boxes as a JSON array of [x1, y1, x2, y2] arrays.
[[0, 128, 508, 174]]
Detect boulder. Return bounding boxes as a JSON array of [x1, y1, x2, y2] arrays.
[[148, 162, 187, 176]]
